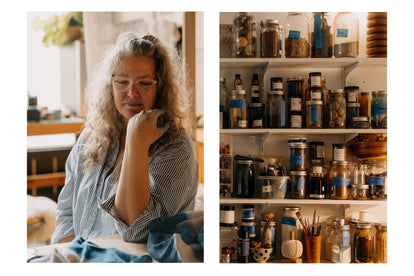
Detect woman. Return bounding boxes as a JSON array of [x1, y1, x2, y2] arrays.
[[51, 32, 199, 244]]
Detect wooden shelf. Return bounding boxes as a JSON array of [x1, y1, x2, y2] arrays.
[[220, 128, 386, 135], [27, 117, 85, 136], [220, 198, 387, 206]]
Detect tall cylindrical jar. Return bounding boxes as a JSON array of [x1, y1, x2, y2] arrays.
[[287, 77, 305, 128], [284, 12, 310, 58], [327, 89, 346, 128], [310, 12, 333, 58], [371, 90, 387, 128], [331, 220, 351, 263], [220, 77, 230, 129], [375, 223, 387, 263], [229, 90, 247, 128], [334, 12, 359, 57], [233, 159, 255, 198], [260, 19, 281, 58], [267, 90, 286, 128], [232, 12, 257, 58], [329, 161, 350, 199], [359, 91, 371, 119], [281, 207, 302, 245], [354, 223, 375, 263]]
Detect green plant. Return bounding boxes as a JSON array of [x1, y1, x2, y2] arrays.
[[40, 12, 83, 47]]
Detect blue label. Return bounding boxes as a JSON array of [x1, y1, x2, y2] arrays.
[[336, 28, 348, 38], [281, 182, 287, 192], [297, 177, 305, 191], [288, 30, 301, 40], [343, 230, 350, 247], [242, 209, 255, 219], [279, 39, 282, 50], [290, 155, 305, 165], [280, 100, 286, 127], [246, 225, 256, 236], [311, 106, 319, 122], [229, 99, 246, 109], [314, 12, 322, 49], [281, 216, 297, 227], [369, 176, 385, 186], [332, 177, 350, 187], [241, 238, 249, 256], [220, 105, 224, 112], [372, 103, 387, 116], [349, 109, 357, 119]]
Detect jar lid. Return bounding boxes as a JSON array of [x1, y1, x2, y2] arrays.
[[283, 206, 300, 211], [309, 72, 322, 76], [344, 86, 359, 90], [287, 76, 304, 82], [288, 138, 307, 144], [249, 103, 265, 108], [232, 89, 246, 95], [268, 90, 284, 95], [332, 143, 345, 148], [372, 90, 387, 95], [306, 100, 323, 105], [220, 205, 235, 210], [376, 223, 387, 230], [310, 141, 324, 146], [347, 103, 360, 107], [290, 171, 307, 176], [360, 91, 370, 95], [271, 77, 283, 82], [350, 184, 369, 189], [329, 89, 344, 93], [351, 116, 369, 122], [356, 223, 373, 229], [334, 224, 350, 230], [260, 220, 276, 226], [261, 19, 279, 25], [331, 161, 349, 165], [310, 159, 324, 165], [236, 160, 254, 164], [242, 204, 254, 209]]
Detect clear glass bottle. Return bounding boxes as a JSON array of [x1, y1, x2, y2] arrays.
[[375, 223, 387, 263], [267, 90, 286, 128], [331, 219, 351, 263], [365, 159, 387, 200], [310, 12, 333, 58], [260, 19, 281, 58], [220, 77, 230, 129], [324, 219, 337, 262], [354, 223, 375, 263], [232, 12, 257, 58], [329, 161, 350, 199], [371, 90, 387, 129], [284, 12, 310, 58], [334, 12, 359, 57], [229, 90, 247, 128], [327, 89, 346, 128], [234, 159, 255, 198]]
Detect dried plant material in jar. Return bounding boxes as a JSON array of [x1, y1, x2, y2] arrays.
[[285, 37, 310, 58], [327, 89, 346, 128]]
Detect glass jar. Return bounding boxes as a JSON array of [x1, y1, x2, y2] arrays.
[[365, 159, 387, 200], [270, 77, 283, 91], [359, 91, 371, 119], [288, 138, 307, 171], [346, 103, 360, 128], [248, 103, 265, 129], [350, 185, 369, 200], [309, 87, 322, 101], [220, 225, 239, 262], [375, 223, 387, 263], [310, 12, 333, 58], [232, 12, 257, 58], [332, 143, 347, 162], [287, 77, 305, 128], [260, 220, 277, 257], [267, 90, 286, 128], [284, 12, 310, 58], [260, 19, 281, 58], [309, 141, 325, 162], [334, 12, 359, 57], [309, 72, 322, 88], [229, 90, 247, 129], [331, 220, 351, 263], [350, 163, 368, 186], [241, 219, 256, 239], [234, 159, 255, 198], [350, 116, 370, 129], [281, 207, 301, 244], [234, 74, 242, 90], [344, 86, 359, 103], [371, 90, 387, 129], [288, 171, 307, 199], [306, 100, 323, 128], [308, 164, 326, 199], [354, 223, 375, 263], [327, 89, 346, 128], [329, 161, 350, 199], [220, 77, 230, 129], [324, 220, 337, 262], [220, 205, 235, 226]]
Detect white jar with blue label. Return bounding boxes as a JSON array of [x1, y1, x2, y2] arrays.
[[334, 12, 359, 57], [284, 12, 310, 58], [281, 207, 302, 246]]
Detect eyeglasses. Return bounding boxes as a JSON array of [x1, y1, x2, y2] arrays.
[[112, 76, 157, 94]]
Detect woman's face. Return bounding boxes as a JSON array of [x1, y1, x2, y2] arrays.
[[112, 55, 157, 122]]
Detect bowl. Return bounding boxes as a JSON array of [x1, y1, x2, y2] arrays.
[[351, 141, 387, 160], [250, 247, 273, 263]]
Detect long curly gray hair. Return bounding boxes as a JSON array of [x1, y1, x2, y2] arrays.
[[83, 32, 189, 168]]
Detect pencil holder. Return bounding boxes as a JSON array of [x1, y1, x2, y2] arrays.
[[305, 235, 321, 263]]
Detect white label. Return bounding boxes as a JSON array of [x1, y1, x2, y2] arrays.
[[291, 115, 302, 128], [236, 85, 243, 91], [311, 91, 322, 100], [347, 92, 357, 102], [238, 120, 247, 128], [272, 82, 283, 90], [334, 148, 345, 162], [253, 119, 263, 127], [291, 97, 302, 111], [312, 166, 323, 174], [262, 185, 272, 193], [220, 210, 235, 224], [310, 76, 321, 87], [251, 85, 260, 97]]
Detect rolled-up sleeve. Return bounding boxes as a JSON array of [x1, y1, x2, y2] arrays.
[[100, 132, 198, 242]]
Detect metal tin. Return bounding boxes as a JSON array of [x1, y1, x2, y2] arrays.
[[350, 116, 370, 129]]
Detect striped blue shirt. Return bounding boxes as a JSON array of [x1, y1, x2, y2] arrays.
[[51, 129, 198, 244]]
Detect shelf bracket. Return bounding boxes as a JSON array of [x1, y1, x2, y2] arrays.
[[340, 204, 351, 219], [258, 132, 270, 157], [343, 61, 360, 86]]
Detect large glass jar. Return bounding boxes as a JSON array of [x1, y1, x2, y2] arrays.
[[284, 12, 310, 58], [288, 138, 307, 171], [281, 207, 302, 245], [329, 161, 350, 199], [334, 12, 359, 57], [310, 12, 333, 58], [306, 100, 323, 128], [229, 90, 247, 128], [267, 90, 286, 128], [288, 171, 307, 199], [375, 223, 387, 263], [331, 220, 351, 263], [260, 19, 281, 58], [220, 77, 230, 129], [232, 12, 257, 58], [287, 77, 305, 128], [371, 90, 387, 129], [359, 91, 371, 119], [365, 159, 387, 200], [233, 159, 255, 198], [324, 220, 337, 262], [354, 223, 375, 263], [327, 89, 346, 128]]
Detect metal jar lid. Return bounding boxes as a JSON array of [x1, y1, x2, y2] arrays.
[[350, 184, 369, 189], [235, 160, 254, 165], [344, 86, 359, 90], [329, 88, 344, 93], [261, 19, 279, 26], [288, 137, 307, 144], [347, 103, 360, 107], [220, 205, 235, 211], [352, 116, 369, 122], [372, 90, 387, 95], [356, 223, 373, 229], [290, 171, 307, 176], [306, 100, 323, 105]]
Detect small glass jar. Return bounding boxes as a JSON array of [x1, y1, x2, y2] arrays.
[[350, 184, 369, 200], [220, 205, 235, 226], [344, 86, 359, 103], [327, 89, 346, 128], [308, 165, 326, 199], [309, 72, 322, 88], [260, 19, 281, 58], [234, 159, 255, 198], [288, 171, 307, 199], [375, 223, 387, 263], [310, 12, 333, 58], [284, 12, 310, 58], [350, 116, 370, 129], [354, 223, 375, 263], [287, 77, 305, 128], [350, 163, 368, 186], [288, 138, 307, 171], [365, 159, 387, 200], [371, 90, 387, 129], [309, 141, 325, 162], [346, 103, 360, 128], [267, 90, 286, 128], [331, 220, 351, 263], [359, 91, 371, 119], [309, 87, 322, 101], [232, 12, 257, 58], [334, 12, 359, 58], [306, 100, 323, 128], [248, 103, 265, 129], [329, 161, 350, 199], [281, 207, 301, 244], [229, 90, 247, 129]]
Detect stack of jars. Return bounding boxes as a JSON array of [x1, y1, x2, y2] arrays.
[[305, 72, 324, 128], [287, 138, 307, 198], [350, 160, 387, 200], [329, 143, 351, 199], [307, 142, 327, 199]]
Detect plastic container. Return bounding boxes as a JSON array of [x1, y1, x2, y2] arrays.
[[327, 89, 346, 128], [334, 12, 359, 57], [284, 12, 310, 58], [371, 90, 387, 129], [232, 12, 257, 58], [310, 12, 333, 58], [260, 19, 281, 58], [229, 90, 247, 128], [258, 176, 289, 199], [266, 90, 286, 128]]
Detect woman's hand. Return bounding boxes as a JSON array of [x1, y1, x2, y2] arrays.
[[125, 109, 170, 150]]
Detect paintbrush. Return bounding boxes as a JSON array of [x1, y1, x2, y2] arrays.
[[312, 210, 317, 236], [296, 211, 308, 235]]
